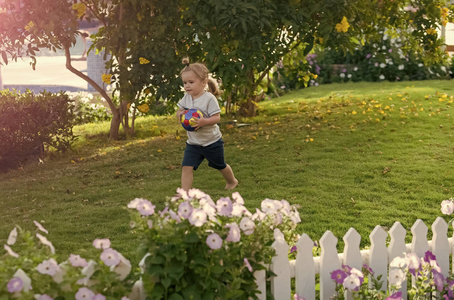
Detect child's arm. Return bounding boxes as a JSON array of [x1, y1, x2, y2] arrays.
[[192, 113, 220, 130], [176, 107, 186, 122]]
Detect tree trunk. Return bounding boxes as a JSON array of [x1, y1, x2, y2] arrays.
[[63, 43, 122, 140]]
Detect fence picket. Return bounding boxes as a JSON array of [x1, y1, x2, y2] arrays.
[[432, 217, 450, 277], [271, 232, 291, 300], [320, 231, 340, 300], [411, 219, 429, 258], [343, 228, 362, 300], [369, 225, 388, 290], [295, 234, 316, 300], [388, 222, 407, 298]]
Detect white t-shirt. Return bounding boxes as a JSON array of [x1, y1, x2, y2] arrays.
[[177, 92, 222, 146]]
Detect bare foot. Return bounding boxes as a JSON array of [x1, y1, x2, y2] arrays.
[[225, 179, 239, 190]]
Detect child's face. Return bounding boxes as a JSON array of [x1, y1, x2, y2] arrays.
[[181, 70, 206, 99]]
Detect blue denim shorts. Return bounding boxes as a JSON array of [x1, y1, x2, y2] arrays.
[[182, 139, 227, 170]]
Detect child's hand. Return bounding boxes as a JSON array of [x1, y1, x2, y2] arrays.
[[192, 117, 207, 130]]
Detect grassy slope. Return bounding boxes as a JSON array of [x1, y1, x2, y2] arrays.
[[1, 80, 453, 264]]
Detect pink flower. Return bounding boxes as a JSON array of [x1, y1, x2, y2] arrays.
[[216, 197, 233, 216], [93, 294, 106, 300], [178, 201, 193, 219], [294, 294, 306, 300], [206, 233, 222, 250], [331, 269, 347, 284], [225, 223, 241, 242], [100, 248, 121, 266], [189, 209, 207, 227], [169, 210, 181, 223], [34, 220, 49, 234], [69, 254, 88, 267], [7, 277, 23, 293], [244, 258, 253, 272], [75, 287, 95, 300], [37, 295, 53, 300], [37, 258, 60, 276], [136, 199, 155, 216], [386, 291, 402, 300], [93, 238, 111, 249]]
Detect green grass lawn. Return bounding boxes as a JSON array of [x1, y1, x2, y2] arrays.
[[1, 80, 453, 265]]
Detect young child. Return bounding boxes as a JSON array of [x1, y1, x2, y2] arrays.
[[176, 59, 238, 191]]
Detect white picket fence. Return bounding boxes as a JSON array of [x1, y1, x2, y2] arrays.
[[255, 217, 452, 300]]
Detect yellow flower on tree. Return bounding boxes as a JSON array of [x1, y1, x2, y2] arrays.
[[102, 74, 112, 84], [426, 28, 437, 35], [25, 21, 35, 31], [72, 3, 86, 18], [137, 104, 150, 113], [139, 57, 150, 64], [335, 16, 350, 33]]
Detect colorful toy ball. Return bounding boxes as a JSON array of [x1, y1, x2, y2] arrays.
[[180, 109, 203, 131]]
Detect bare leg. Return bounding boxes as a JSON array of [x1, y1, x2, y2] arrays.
[[181, 166, 194, 191], [219, 164, 238, 189]]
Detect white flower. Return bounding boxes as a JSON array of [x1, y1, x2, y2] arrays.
[[398, 64, 405, 70], [261, 199, 277, 214], [75, 287, 95, 300], [100, 248, 121, 266], [7, 227, 18, 245], [280, 200, 291, 215], [34, 221, 49, 234], [36, 233, 55, 254], [225, 223, 241, 242], [347, 74, 352, 78], [389, 268, 405, 287], [353, 67, 358, 71], [340, 73, 346, 78], [4, 244, 19, 257], [232, 192, 244, 204], [239, 217, 255, 235], [379, 75, 385, 80], [206, 233, 223, 250], [188, 188, 206, 199], [69, 254, 88, 267], [289, 208, 301, 224], [350, 267, 364, 278], [93, 238, 111, 249], [202, 203, 216, 218], [390, 256, 407, 269], [379, 63, 386, 68], [441, 199, 454, 215], [231, 203, 247, 217], [418, 63, 423, 67], [189, 209, 207, 227], [77, 260, 97, 286], [251, 208, 266, 221], [343, 274, 360, 290], [127, 198, 144, 209], [110, 251, 131, 280]]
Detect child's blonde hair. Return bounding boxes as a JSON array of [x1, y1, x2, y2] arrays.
[[180, 58, 220, 97]]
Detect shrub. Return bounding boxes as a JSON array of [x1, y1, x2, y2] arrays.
[[67, 92, 111, 125], [129, 188, 301, 299], [0, 90, 77, 171], [309, 31, 452, 84]]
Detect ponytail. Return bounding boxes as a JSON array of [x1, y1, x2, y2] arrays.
[[207, 78, 221, 97]]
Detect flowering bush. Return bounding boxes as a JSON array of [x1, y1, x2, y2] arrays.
[[310, 29, 452, 85], [67, 92, 111, 125], [331, 251, 454, 300], [128, 188, 301, 299], [0, 221, 136, 299]]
